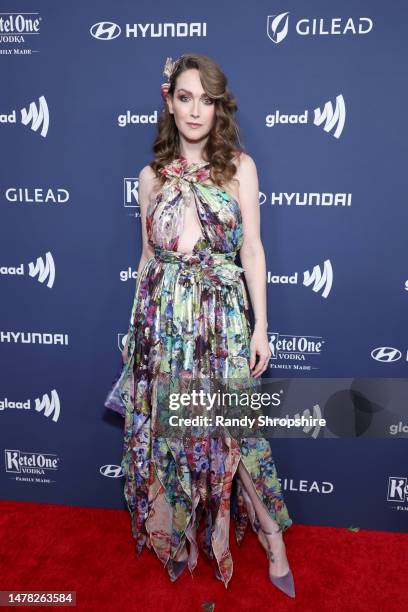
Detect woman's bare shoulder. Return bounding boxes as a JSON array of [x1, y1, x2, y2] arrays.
[[138, 163, 157, 184], [138, 164, 161, 202], [219, 152, 256, 201], [232, 151, 257, 175]]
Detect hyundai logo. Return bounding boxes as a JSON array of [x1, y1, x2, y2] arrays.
[[90, 22, 121, 40], [99, 464, 123, 478], [371, 347, 402, 363]]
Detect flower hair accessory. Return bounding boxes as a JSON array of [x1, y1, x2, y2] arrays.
[[160, 56, 179, 101]]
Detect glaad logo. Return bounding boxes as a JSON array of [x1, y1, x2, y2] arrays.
[[120, 268, 137, 282], [28, 251, 55, 287], [118, 110, 157, 126], [303, 260, 333, 298], [35, 390, 61, 422], [0, 390, 61, 422], [389, 422, 408, 436], [124, 178, 140, 211], [1, 251, 55, 288], [267, 260, 333, 299], [260, 191, 352, 207], [90, 22, 121, 40], [266, 95, 346, 139], [387, 477, 408, 504], [100, 464, 123, 478], [90, 21, 207, 40], [267, 12, 373, 44], [314, 95, 346, 139], [5, 449, 59, 484], [282, 404, 322, 438], [21, 96, 49, 137], [371, 347, 404, 363], [0, 96, 49, 137]]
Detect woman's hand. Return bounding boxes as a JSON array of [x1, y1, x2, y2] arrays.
[[121, 336, 129, 364], [249, 326, 271, 378]]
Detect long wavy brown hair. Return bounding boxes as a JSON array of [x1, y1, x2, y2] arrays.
[[150, 53, 246, 188]]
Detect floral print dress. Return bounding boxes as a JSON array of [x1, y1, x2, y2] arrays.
[[105, 156, 292, 587]]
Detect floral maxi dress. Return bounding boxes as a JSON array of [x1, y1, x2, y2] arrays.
[[105, 156, 292, 587]]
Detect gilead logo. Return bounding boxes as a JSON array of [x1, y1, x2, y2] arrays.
[[267, 13, 373, 44], [5, 187, 70, 204]]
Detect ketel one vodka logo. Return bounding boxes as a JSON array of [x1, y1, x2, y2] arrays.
[[387, 477, 408, 504], [266, 95, 346, 139], [0, 390, 61, 422], [268, 333, 324, 361], [5, 449, 59, 475], [1, 251, 55, 288], [123, 177, 140, 209], [0, 96, 49, 137], [267, 12, 373, 44]]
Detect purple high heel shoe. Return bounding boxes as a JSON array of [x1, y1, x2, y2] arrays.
[[258, 525, 296, 598]]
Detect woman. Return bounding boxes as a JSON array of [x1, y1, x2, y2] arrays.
[[105, 53, 295, 598]]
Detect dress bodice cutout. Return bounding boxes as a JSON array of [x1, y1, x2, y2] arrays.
[[146, 156, 243, 254]]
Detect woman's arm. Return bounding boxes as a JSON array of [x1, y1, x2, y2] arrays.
[[236, 153, 272, 378], [122, 165, 156, 362], [134, 164, 156, 273]]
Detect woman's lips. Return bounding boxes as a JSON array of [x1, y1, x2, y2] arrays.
[[186, 122, 202, 128]]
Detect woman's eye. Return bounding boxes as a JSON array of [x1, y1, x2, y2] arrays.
[[178, 95, 213, 104]]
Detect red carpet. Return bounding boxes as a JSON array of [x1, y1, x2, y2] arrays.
[[0, 500, 406, 611]]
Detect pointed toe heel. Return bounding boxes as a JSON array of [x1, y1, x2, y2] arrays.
[[258, 526, 296, 599], [270, 568, 296, 598]]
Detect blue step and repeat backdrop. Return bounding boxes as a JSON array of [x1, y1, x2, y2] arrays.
[[1, 1, 407, 532]]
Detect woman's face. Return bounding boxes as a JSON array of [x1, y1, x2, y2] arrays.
[[166, 68, 216, 143]]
